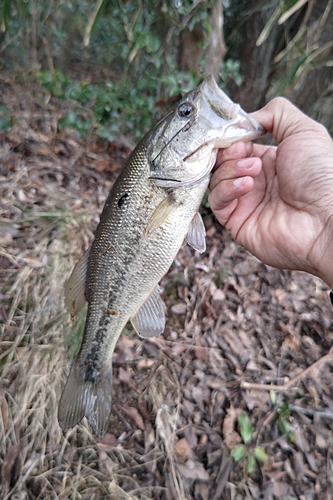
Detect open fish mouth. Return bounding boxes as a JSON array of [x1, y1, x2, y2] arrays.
[[149, 176, 182, 185]]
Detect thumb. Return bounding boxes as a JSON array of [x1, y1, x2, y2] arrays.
[[251, 97, 319, 144]]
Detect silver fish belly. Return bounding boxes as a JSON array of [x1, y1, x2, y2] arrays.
[[58, 75, 265, 438]]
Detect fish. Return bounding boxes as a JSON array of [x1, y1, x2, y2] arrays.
[[58, 75, 265, 438]]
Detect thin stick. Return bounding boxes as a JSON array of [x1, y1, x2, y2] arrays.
[[240, 347, 333, 392], [101, 241, 125, 263]]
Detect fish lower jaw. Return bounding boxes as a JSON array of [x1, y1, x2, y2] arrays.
[[150, 176, 182, 187], [150, 170, 212, 188], [215, 124, 266, 148]]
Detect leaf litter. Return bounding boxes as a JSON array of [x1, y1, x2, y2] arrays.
[[2, 80, 333, 499]]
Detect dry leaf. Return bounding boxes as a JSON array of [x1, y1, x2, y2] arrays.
[[174, 437, 191, 461], [119, 406, 145, 430], [171, 302, 187, 315], [98, 433, 118, 448], [137, 358, 155, 369], [194, 345, 208, 362], [144, 422, 155, 453], [118, 367, 135, 387], [222, 406, 242, 450], [2, 442, 23, 486], [1, 395, 9, 431], [177, 459, 209, 482], [291, 451, 307, 481]]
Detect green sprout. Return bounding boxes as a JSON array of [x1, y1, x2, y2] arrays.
[[230, 413, 268, 475], [270, 391, 296, 443]]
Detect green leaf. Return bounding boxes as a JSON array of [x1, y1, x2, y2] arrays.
[[66, 83, 82, 101], [238, 413, 253, 444], [270, 389, 277, 406], [254, 446, 268, 463], [1, 0, 11, 31], [0, 116, 10, 131], [230, 444, 245, 462], [288, 431, 296, 443], [247, 455, 256, 475], [279, 401, 290, 415], [36, 70, 53, 85]]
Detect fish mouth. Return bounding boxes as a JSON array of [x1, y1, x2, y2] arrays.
[[225, 108, 266, 139], [149, 176, 182, 185], [202, 75, 266, 145]]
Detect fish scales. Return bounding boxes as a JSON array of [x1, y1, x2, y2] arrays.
[[58, 75, 265, 438], [83, 141, 205, 364]]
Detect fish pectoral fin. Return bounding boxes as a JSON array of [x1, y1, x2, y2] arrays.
[[58, 361, 112, 440], [65, 246, 91, 319], [131, 286, 165, 338], [186, 211, 206, 253], [146, 193, 181, 236]]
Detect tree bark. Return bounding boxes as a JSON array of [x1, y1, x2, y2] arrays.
[[179, 0, 227, 80], [231, 0, 284, 111]]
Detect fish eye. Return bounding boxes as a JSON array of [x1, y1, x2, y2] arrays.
[[178, 102, 194, 118]]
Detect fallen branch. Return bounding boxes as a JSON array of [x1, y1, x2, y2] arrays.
[[289, 404, 333, 420], [240, 347, 333, 392]]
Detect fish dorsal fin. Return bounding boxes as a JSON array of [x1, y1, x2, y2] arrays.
[[186, 212, 206, 253], [65, 246, 90, 318], [131, 286, 165, 338], [146, 193, 181, 236]]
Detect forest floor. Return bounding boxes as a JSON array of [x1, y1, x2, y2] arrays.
[[1, 77, 333, 500]]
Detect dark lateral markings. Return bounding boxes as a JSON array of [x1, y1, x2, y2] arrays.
[[117, 193, 129, 208]]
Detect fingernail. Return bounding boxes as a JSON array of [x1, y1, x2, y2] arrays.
[[234, 176, 247, 187], [237, 158, 252, 168]]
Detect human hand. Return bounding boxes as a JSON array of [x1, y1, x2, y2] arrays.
[[208, 98, 333, 287]]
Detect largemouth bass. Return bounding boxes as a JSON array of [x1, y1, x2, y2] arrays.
[[58, 76, 265, 438]]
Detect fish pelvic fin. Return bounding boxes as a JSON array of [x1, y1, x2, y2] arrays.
[[186, 211, 206, 253], [131, 285, 165, 338], [58, 361, 112, 440]]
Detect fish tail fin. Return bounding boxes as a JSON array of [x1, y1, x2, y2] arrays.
[[58, 361, 112, 439]]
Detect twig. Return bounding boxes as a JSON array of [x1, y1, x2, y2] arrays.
[[289, 404, 333, 420], [101, 241, 125, 263], [240, 347, 333, 392], [113, 407, 133, 431], [0, 249, 21, 268]]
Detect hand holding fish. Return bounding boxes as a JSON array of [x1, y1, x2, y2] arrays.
[[209, 97, 333, 287]]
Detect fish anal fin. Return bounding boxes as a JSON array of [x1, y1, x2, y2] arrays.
[[65, 246, 91, 318], [58, 361, 112, 440], [146, 193, 181, 236], [131, 286, 165, 338], [186, 212, 206, 253]]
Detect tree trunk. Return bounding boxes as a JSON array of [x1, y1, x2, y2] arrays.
[[179, 0, 227, 80], [231, 0, 284, 111], [205, 0, 227, 79]]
